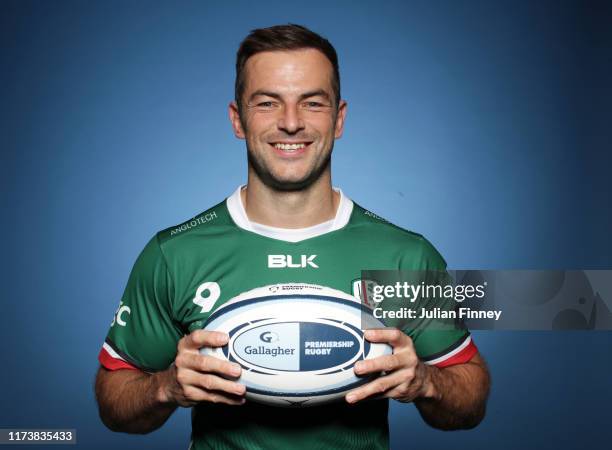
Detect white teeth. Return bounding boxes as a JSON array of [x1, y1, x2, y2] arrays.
[[274, 143, 307, 151]]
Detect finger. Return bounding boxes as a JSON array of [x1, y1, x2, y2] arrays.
[[183, 330, 229, 349], [354, 353, 403, 375], [178, 353, 242, 378], [384, 381, 420, 402], [345, 370, 408, 404], [190, 372, 247, 397], [363, 328, 411, 348], [183, 385, 246, 406], [177, 369, 246, 397]]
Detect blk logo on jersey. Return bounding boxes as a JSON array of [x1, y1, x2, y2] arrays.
[[268, 255, 319, 269]]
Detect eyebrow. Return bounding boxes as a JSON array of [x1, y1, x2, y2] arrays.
[[248, 89, 332, 103]]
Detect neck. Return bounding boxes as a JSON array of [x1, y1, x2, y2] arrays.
[[242, 172, 339, 229]]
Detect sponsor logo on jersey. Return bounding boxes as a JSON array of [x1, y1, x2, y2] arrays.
[[170, 211, 218, 236], [351, 278, 381, 307], [268, 284, 323, 292], [363, 210, 387, 222], [268, 254, 318, 268], [111, 301, 131, 327]]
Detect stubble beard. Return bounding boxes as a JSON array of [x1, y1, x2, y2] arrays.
[[246, 141, 333, 192]]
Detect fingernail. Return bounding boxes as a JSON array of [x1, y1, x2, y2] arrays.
[[354, 362, 362, 372], [346, 394, 356, 403], [231, 364, 241, 376]]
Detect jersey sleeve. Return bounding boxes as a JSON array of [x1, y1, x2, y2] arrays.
[[98, 234, 183, 372], [399, 237, 478, 368]]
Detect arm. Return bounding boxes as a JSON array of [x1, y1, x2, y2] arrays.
[[346, 329, 490, 430], [95, 330, 245, 434], [414, 352, 490, 430], [95, 366, 177, 434]]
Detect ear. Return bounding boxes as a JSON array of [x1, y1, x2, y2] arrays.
[[334, 100, 348, 139], [229, 101, 246, 139]]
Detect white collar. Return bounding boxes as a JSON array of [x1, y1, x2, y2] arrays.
[[226, 185, 353, 242]]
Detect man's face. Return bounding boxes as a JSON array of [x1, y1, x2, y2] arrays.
[[230, 49, 346, 191]]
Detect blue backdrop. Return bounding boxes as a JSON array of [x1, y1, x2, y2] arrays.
[[1, 1, 610, 449]]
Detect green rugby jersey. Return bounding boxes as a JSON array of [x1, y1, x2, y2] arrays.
[[99, 186, 477, 450]]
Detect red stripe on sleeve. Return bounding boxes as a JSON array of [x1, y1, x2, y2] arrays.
[[98, 347, 138, 371], [434, 340, 478, 368]]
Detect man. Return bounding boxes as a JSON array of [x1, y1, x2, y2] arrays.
[[95, 24, 490, 449]]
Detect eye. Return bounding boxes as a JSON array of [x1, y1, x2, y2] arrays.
[[305, 102, 324, 108], [257, 101, 274, 107]]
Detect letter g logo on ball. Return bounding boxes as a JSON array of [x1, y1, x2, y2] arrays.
[[260, 331, 279, 343]]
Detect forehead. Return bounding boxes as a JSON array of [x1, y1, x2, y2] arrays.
[[243, 49, 334, 95]]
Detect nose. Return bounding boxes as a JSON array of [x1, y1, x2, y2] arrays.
[[277, 103, 305, 134]]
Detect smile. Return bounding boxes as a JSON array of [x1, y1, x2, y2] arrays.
[[270, 142, 312, 155], [273, 142, 311, 150]]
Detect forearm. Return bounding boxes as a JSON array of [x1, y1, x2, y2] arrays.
[[414, 357, 490, 430], [95, 366, 178, 434]]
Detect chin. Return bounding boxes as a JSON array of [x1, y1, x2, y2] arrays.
[[264, 176, 315, 192], [248, 149, 331, 192]]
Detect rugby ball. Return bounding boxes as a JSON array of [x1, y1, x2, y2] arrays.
[[200, 283, 392, 407]]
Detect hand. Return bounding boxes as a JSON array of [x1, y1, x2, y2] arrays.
[[345, 328, 435, 404], [158, 330, 246, 407]]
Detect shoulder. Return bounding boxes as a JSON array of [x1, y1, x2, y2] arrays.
[[348, 202, 447, 270]]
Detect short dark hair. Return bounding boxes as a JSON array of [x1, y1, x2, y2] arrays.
[[235, 24, 341, 111]]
